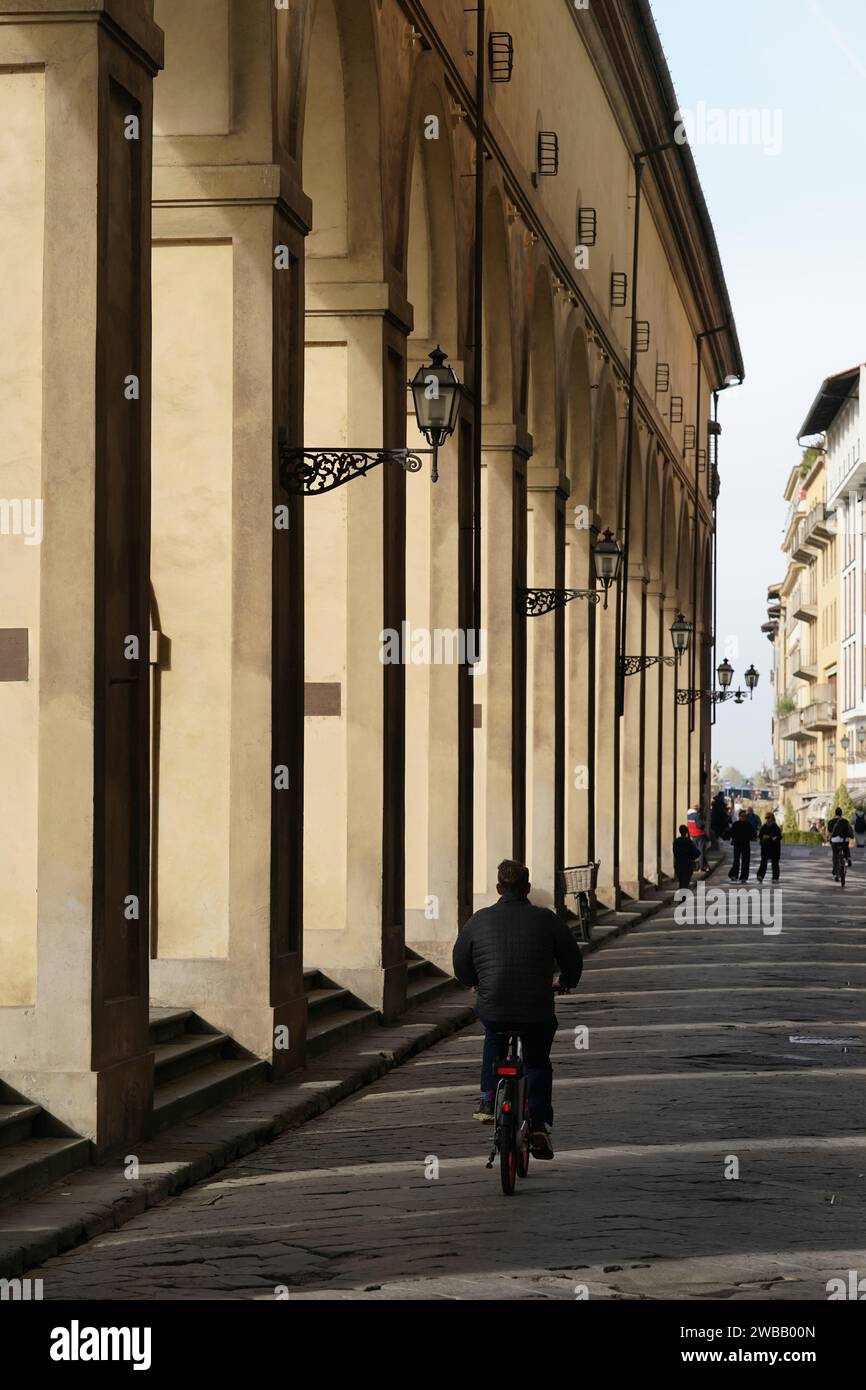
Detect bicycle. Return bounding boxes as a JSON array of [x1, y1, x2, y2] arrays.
[[831, 839, 848, 887], [559, 862, 600, 943], [485, 986, 572, 1195]]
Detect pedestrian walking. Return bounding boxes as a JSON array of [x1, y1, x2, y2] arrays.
[[756, 811, 782, 882], [710, 791, 729, 848], [673, 824, 701, 889], [854, 806, 866, 849], [687, 804, 708, 871], [747, 805, 761, 835], [729, 809, 756, 882]]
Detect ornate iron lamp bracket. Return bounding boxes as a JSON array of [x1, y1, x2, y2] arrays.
[[620, 654, 676, 676], [677, 688, 736, 706], [523, 588, 601, 617], [279, 439, 431, 496]]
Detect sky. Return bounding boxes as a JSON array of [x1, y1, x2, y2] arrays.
[[650, 0, 866, 777]]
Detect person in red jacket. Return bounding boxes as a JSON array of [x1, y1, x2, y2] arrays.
[[687, 805, 707, 871]]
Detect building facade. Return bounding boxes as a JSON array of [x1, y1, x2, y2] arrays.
[[0, 0, 741, 1158]]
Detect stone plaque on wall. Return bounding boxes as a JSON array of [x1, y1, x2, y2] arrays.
[[0, 629, 28, 682], [304, 682, 342, 716]]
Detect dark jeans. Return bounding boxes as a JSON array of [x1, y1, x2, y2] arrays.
[[757, 844, 780, 881], [479, 1016, 558, 1126], [730, 843, 751, 881]]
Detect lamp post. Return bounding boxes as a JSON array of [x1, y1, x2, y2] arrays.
[[677, 658, 758, 706], [523, 523, 621, 616], [620, 611, 691, 676], [279, 346, 462, 494]]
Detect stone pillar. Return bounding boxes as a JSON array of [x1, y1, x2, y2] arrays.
[[303, 295, 411, 1018], [526, 465, 567, 907], [146, 0, 308, 1076], [565, 515, 594, 868], [0, 0, 163, 1149], [661, 599, 681, 878], [619, 565, 646, 898], [642, 583, 664, 883], [474, 429, 530, 907], [595, 574, 620, 905]]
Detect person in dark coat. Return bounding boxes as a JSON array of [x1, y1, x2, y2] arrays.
[[729, 809, 756, 882], [673, 823, 701, 888], [756, 811, 782, 882], [452, 858, 582, 1159], [710, 791, 729, 847]]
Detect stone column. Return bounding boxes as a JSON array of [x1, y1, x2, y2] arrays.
[[146, 0, 309, 1076], [619, 565, 646, 898], [642, 583, 665, 883], [474, 429, 530, 906], [0, 0, 163, 1149], [565, 515, 594, 868], [595, 574, 620, 905], [526, 466, 568, 906], [661, 599, 682, 878]]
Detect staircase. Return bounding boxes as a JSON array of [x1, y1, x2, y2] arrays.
[[149, 1009, 268, 1131], [304, 969, 379, 1059], [405, 948, 459, 1007], [0, 1084, 90, 1206]]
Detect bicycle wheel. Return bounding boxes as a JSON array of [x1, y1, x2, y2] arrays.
[[517, 1083, 531, 1179], [499, 1101, 517, 1195]]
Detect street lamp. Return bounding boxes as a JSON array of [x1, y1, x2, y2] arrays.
[[829, 738, 836, 760], [744, 664, 759, 697], [670, 613, 692, 662], [279, 345, 462, 494], [841, 734, 851, 754], [808, 751, 816, 767], [717, 658, 734, 690], [858, 726, 866, 753], [593, 529, 623, 610], [409, 347, 462, 483]]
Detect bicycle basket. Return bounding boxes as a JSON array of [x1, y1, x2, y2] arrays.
[[559, 862, 600, 896]]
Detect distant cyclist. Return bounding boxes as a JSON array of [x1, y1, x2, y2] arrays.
[[452, 859, 583, 1160], [828, 807, 853, 870]]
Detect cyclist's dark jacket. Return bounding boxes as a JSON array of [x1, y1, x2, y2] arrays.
[[828, 817, 853, 840], [452, 891, 583, 1023]]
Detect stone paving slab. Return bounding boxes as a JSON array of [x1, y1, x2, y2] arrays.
[[0, 881, 681, 1279]]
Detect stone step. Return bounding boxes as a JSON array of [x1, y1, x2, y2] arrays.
[[151, 1057, 268, 1133], [152, 1031, 230, 1086], [405, 974, 459, 1007], [306, 1005, 380, 1059], [306, 985, 353, 1020], [0, 1103, 42, 1149], [0, 1136, 91, 1206], [148, 1007, 196, 1045]]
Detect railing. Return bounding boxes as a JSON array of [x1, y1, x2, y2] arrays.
[[779, 711, 802, 740], [802, 700, 835, 729]]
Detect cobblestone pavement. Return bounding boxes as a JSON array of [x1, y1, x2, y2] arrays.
[[31, 847, 866, 1299]]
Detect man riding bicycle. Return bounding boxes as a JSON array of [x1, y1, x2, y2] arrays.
[[828, 806, 853, 871], [452, 859, 583, 1160]]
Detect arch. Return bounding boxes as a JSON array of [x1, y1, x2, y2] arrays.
[[482, 187, 516, 423], [526, 266, 557, 459], [593, 376, 620, 533], [565, 323, 592, 501], [300, 0, 384, 267], [646, 448, 664, 582], [402, 80, 460, 350]]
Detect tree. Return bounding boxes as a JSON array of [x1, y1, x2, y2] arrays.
[[835, 781, 855, 820], [783, 799, 798, 833], [720, 766, 747, 786]]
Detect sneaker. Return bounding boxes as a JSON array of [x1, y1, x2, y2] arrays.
[[473, 1097, 495, 1123], [530, 1124, 554, 1159]]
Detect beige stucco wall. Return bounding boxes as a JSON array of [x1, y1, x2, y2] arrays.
[[0, 70, 45, 1006], [151, 241, 233, 958]]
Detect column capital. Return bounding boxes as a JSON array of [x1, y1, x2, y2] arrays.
[[8, 1, 165, 73], [527, 464, 571, 498]]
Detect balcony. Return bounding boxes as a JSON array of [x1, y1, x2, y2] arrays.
[[791, 574, 817, 623], [799, 501, 835, 550], [779, 710, 813, 742], [792, 650, 818, 683], [791, 520, 817, 565], [802, 699, 836, 731]]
